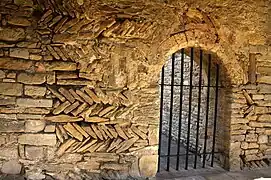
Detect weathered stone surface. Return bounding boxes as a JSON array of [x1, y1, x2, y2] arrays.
[[45, 115, 83, 122], [7, 17, 31, 26], [18, 134, 56, 146], [16, 98, 52, 107], [1, 160, 22, 174], [0, 28, 25, 42], [0, 70, 5, 78], [77, 161, 100, 170], [56, 139, 77, 156], [258, 114, 271, 122], [258, 135, 268, 144], [63, 123, 83, 141], [58, 153, 82, 163], [0, 120, 24, 132], [0, 58, 33, 70], [17, 73, 46, 84], [25, 146, 44, 160], [24, 85, 46, 96], [85, 116, 109, 123], [14, 0, 33, 6], [257, 76, 271, 84], [0, 113, 17, 120], [0, 83, 23, 96], [35, 61, 77, 71], [139, 155, 158, 177], [10, 48, 29, 59], [25, 120, 46, 132], [101, 162, 129, 171], [0, 145, 19, 160], [44, 125, 56, 132]]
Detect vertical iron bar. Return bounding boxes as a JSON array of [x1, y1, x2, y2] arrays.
[[185, 48, 194, 170], [211, 64, 219, 167], [202, 54, 211, 168], [176, 49, 184, 170], [158, 66, 165, 172], [166, 53, 175, 171], [194, 49, 203, 169]]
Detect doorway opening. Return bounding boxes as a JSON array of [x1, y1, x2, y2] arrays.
[[158, 48, 227, 172]]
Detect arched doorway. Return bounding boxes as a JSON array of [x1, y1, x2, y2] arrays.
[[157, 47, 230, 172]]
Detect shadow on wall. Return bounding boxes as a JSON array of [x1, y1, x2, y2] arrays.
[[158, 47, 233, 170]]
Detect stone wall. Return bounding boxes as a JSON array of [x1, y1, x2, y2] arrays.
[[0, 0, 270, 178]]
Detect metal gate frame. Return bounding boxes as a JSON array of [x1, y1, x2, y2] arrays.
[[158, 48, 221, 172]]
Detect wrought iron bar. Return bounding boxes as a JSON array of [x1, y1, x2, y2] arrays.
[[159, 84, 223, 88], [194, 49, 203, 168], [211, 64, 220, 166], [176, 48, 184, 170], [166, 53, 175, 171], [202, 54, 212, 168], [160, 151, 221, 157], [185, 48, 194, 170], [157, 66, 165, 172]]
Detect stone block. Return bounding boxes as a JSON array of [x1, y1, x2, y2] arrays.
[[148, 125, 158, 145], [25, 120, 46, 132], [35, 61, 77, 72], [246, 134, 258, 142], [0, 83, 23, 96], [0, 58, 33, 70], [44, 125, 55, 132], [17, 73, 46, 85], [0, 97, 16, 106], [58, 153, 82, 163], [24, 85, 46, 97], [254, 106, 268, 114], [14, 0, 33, 6], [258, 114, 271, 122], [258, 84, 271, 94], [0, 120, 24, 132], [139, 155, 158, 177], [9, 48, 29, 59], [0, 114, 16, 120], [17, 114, 43, 120], [257, 76, 271, 84], [16, 98, 52, 107], [258, 135, 268, 144], [101, 162, 129, 171], [1, 160, 22, 174], [0, 28, 25, 42], [18, 134, 56, 146], [76, 161, 100, 170], [252, 94, 264, 100], [0, 145, 19, 160], [0, 70, 5, 78], [25, 146, 44, 160]]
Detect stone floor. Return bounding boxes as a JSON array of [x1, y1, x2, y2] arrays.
[[155, 167, 271, 180]]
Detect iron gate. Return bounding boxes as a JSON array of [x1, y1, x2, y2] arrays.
[[158, 48, 221, 172]]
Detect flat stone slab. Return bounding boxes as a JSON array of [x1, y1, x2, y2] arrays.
[[18, 134, 56, 146]]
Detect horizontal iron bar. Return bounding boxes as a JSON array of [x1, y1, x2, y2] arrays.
[[159, 152, 221, 157], [159, 84, 223, 88]]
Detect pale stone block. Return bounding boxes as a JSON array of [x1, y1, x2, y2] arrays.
[[25, 146, 44, 160], [245, 134, 258, 142], [18, 134, 56, 146], [139, 155, 158, 177], [0, 70, 5, 78], [24, 85, 46, 97], [9, 48, 29, 59], [252, 94, 264, 100], [0, 145, 19, 160], [0, 120, 24, 132], [17, 73, 46, 85], [258, 135, 268, 144], [58, 153, 82, 163], [0, 83, 23, 96], [16, 98, 52, 107], [25, 120, 46, 132], [1, 160, 22, 174], [44, 125, 55, 132]]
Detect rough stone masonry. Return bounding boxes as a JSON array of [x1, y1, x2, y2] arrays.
[[0, 0, 270, 179]]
